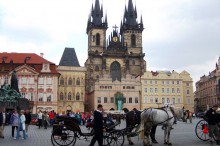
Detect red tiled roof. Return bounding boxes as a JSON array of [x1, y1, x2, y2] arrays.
[[0, 52, 52, 64], [0, 52, 59, 74]]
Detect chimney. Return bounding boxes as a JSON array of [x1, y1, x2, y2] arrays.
[[40, 53, 44, 58]]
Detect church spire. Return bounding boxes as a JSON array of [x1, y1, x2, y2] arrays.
[[86, 0, 108, 33]]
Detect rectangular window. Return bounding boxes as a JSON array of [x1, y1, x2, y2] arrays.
[[21, 92, 25, 98], [145, 88, 147, 92], [172, 98, 175, 104], [155, 98, 158, 103], [186, 83, 190, 86], [47, 94, 51, 102], [187, 99, 190, 104], [166, 81, 169, 84], [29, 77, 34, 84], [155, 81, 157, 84], [129, 97, 132, 103], [167, 88, 169, 93], [150, 80, 152, 84], [97, 97, 101, 103], [162, 88, 164, 93], [172, 88, 175, 93], [21, 77, 27, 84], [144, 96, 147, 103], [167, 98, 170, 103], [187, 90, 190, 94], [104, 97, 108, 103], [47, 78, 52, 84], [155, 88, 158, 93], [39, 77, 44, 84], [150, 88, 153, 93], [177, 88, 180, 93], [162, 80, 164, 84], [177, 81, 180, 85], [38, 93, 43, 101], [162, 98, 165, 104], [135, 97, 138, 103], [111, 97, 114, 103], [30, 92, 33, 101], [144, 80, 147, 84], [178, 98, 180, 103], [172, 81, 175, 84], [124, 97, 126, 103], [150, 97, 153, 103]]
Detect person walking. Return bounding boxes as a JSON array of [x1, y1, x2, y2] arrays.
[[205, 104, 220, 145], [89, 104, 105, 146], [0, 107, 6, 139], [16, 110, 26, 140], [42, 111, 49, 129], [37, 110, 43, 129], [49, 110, 55, 127], [10, 109, 19, 139], [24, 109, 31, 136]]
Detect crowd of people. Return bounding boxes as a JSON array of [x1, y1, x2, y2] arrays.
[[1, 104, 220, 146]]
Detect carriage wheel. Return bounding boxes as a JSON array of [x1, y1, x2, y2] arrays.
[[107, 130, 124, 146], [195, 120, 209, 141], [51, 125, 76, 146], [103, 132, 111, 146]]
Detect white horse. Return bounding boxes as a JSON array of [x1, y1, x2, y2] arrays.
[[138, 107, 183, 146]]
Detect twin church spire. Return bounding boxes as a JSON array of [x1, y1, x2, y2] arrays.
[[86, 0, 143, 33]]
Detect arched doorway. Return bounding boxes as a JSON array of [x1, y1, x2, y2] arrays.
[[110, 61, 121, 82]]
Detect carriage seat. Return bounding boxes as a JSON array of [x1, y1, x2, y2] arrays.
[[106, 120, 120, 130]]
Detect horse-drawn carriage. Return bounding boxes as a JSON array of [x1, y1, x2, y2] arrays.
[[51, 114, 125, 146]]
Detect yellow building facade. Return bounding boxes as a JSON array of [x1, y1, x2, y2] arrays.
[[141, 70, 194, 112], [57, 66, 86, 114]]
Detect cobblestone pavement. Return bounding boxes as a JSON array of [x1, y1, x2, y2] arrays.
[[0, 118, 217, 146]]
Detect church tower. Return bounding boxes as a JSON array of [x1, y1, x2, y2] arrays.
[[86, 0, 108, 54], [120, 0, 146, 76]]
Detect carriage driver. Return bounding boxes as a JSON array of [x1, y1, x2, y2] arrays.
[[205, 104, 220, 145], [89, 104, 106, 146]]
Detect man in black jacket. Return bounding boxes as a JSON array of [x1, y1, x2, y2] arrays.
[[24, 109, 31, 136], [205, 104, 220, 145], [89, 104, 105, 146]]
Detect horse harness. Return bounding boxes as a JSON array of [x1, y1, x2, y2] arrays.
[[144, 107, 174, 126]]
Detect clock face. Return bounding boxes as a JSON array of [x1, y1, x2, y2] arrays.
[[113, 36, 118, 42]]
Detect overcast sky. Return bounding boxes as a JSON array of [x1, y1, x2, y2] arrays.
[[0, 0, 220, 88]]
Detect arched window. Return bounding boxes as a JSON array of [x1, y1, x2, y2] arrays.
[[110, 61, 121, 82], [68, 78, 72, 85], [68, 92, 71, 100], [60, 92, 64, 100], [60, 77, 64, 85], [95, 66, 99, 71], [131, 34, 136, 47], [76, 92, 80, 101], [96, 33, 100, 46], [76, 78, 80, 85], [96, 75, 99, 79]]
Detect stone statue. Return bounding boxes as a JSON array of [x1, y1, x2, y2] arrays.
[[11, 70, 20, 93]]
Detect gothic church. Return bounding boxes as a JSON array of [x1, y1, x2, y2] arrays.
[[85, 0, 146, 111]]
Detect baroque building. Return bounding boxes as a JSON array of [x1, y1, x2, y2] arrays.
[[85, 0, 146, 111], [195, 57, 220, 112], [141, 70, 194, 112], [0, 52, 60, 113], [57, 48, 86, 114]]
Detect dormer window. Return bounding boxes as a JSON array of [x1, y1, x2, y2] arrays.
[[42, 63, 50, 72]]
